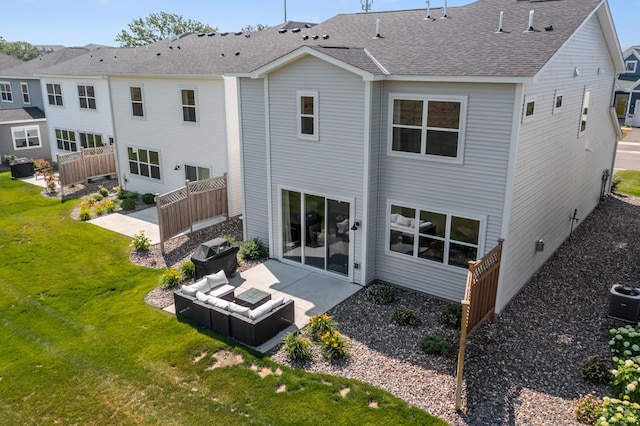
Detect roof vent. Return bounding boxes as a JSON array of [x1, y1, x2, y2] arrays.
[[156, 52, 161, 56], [322, 34, 329, 40], [169, 45, 173, 49], [302, 35, 309, 40], [234, 31, 243, 36], [235, 52, 240, 56], [279, 28, 287, 34], [496, 11, 504, 33], [207, 32, 216, 37], [544, 25, 553, 31], [245, 34, 251, 38], [292, 28, 301, 33], [374, 18, 381, 38], [424, 0, 433, 20], [526, 10, 534, 31], [304, 23, 312, 28], [99, 58, 103, 62], [441, 0, 448, 19], [197, 33, 206, 37], [220, 32, 229, 36]]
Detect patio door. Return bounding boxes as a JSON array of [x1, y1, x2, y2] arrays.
[[281, 189, 352, 277]]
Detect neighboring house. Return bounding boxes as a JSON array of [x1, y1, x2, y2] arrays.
[[614, 45, 640, 124], [231, 0, 623, 313], [0, 48, 88, 160]]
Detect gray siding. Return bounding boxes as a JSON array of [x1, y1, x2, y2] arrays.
[[375, 81, 515, 302], [267, 56, 366, 283], [0, 121, 51, 160], [499, 12, 619, 310], [239, 78, 270, 245], [0, 79, 44, 110], [365, 81, 383, 284]]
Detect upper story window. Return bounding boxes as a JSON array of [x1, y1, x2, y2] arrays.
[[0, 82, 13, 102], [11, 126, 41, 150], [20, 83, 30, 104], [181, 89, 196, 122], [47, 83, 63, 106], [523, 96, 536, 122], [128, 147, 161, 180], [55, 128, 77, 152], [389, 94, 466, 163], [130, 86, 144, 117], [78, 85, 96, 109], [185, 165, 210, 182], [388, 202, 482, 269], [553, 92, 563, 114], [579, 89, 591, 134], [297, 90, 318, 140], [79, 132, 104, 148], [625, 60, 637, 73]]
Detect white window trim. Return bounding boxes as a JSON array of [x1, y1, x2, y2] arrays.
[[11, 125, 41, 150], [626, 60, 637, 73], [20, 82, 30, 105], [384, 199, 486, 271], [387, 93, 467, 165], [127, 146, 162, 181], [296, 90, 319, 141], [55, 128, 77, 152], [0, 81, 14, 103], [180, 87, 198, 125], [78, 131, 104, 149], [77, 84, 96, 110], [46, 82, 64, 107], [130, 84, 145, 119], [553, 91, 563, 114], [184, 163, 211, 182], [522, 95, 536, 123], [579, 88, 591, 136]]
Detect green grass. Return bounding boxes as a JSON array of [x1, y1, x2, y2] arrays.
[[0, 172, 447, 425], [613, 170, 640, 197]]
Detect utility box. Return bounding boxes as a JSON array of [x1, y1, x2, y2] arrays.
[[608, 285, 640, 323]]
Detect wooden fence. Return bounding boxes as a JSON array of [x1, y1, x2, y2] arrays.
[[57, 146, 117, 199], [156, 174, 228, 254], [455, 239, 504, 411]]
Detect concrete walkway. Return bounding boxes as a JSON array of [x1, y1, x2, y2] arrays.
[[615, 127, 640, 173]]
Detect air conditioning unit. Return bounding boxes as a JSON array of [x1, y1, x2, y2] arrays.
[[608, 285, 640, 323]]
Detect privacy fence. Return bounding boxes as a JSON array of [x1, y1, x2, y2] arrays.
[[455, 239, 504, 411], [57, 146, 117, 199], [156, 174, 228, 254]]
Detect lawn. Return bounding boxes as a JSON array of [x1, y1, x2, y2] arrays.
[[613, 170, 640, 197], [0, 172, 447, 425]]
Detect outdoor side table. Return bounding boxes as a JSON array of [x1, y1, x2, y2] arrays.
[[234, 288, 271, 310]]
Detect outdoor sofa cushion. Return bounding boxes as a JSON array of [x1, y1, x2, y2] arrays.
[[181, 278, 210, 296], [248, 297, 285, 320]]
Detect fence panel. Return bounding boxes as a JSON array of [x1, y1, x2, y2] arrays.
[[188, 175, 228, 224], [83, 146, 116, 179], [57, 152, 85, 187]]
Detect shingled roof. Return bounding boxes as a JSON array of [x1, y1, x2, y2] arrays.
[[0, 107, 45, 124], [0, 53, 22, 71], [0, 47, 90, 78]]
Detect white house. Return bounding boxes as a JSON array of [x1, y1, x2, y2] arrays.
[[230, 0, 623, 312]]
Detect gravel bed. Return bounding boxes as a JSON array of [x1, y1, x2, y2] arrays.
[[269, 193, 640, 425]]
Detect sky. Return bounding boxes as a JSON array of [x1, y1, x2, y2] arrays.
[[1, 0, 637, 51]]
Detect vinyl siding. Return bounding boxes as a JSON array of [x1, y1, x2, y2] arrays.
[[365, 80, 383, 284], [239, 78, 269, 245], [498, 12, 619, 311], [109, 76, 230, 200], [224, 77, 243, 217], [0, 121, 50, 159], [375, 81, 514, 302], [267, 55, 366, 284], [0, 79, 44, 110]]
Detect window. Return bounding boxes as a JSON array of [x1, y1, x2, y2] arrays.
[[130, 86, 144, 117], [79, 132, 103, 148], [21, 83, 30, 104], [389, 95, 466, 161], [78, 85, 96, 109], [553, 92, 563, 114], [523, 96, 536, 122], [388, 203, 481, 269], [185, 165, 210, 182], [128, 147, 160, 180], [55, 129, 77, 152], [579, 89, 591, 134], [0, 82, 13, 102], [626, 61, 637, 73], [181, 89, 196, 122], [47, 83, 63, 106], [297, 91, 318, 140], [11, 126, 41, 150]]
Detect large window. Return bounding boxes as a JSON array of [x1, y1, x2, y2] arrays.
[[21, 83, 30, 104], [390, 95, 466, 161], [78, 85, 96, 109], [388, 203, 481, 269], [579, 89, 591, 134], [297, 91, 318, 140], [47, 83, 63, 106], [79, 132, 103, 148], [11, 126, 41, 150], [128, 147, 160, 180], [55, 129, 77, 152], [130, 86, 144, 117], [181, 89, 196, 122], [185, 165, 210, 182], [0, 82, 13, 102]]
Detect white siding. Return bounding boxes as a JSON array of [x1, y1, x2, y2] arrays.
[[375, 81, 515, 302], [109, 76, 230, 200], [224, 77, 243, 217], [498, 12, 619, 311], [365, 81, 383, 284], [267, 56, 366, 284]]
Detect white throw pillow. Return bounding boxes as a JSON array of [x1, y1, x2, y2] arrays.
[[182, 278, 209, 296], [227, 302, 251, 318], [261, 297, 285, 312], [195, 291, 208, 302], [248, 303, 274, 320], [396, 215, 412, 227], [390, 213, 399, 223], [205, 270, 229, 288], [206, 296, 230, 310]]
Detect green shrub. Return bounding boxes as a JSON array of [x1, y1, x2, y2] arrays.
[[391, 307, 421, 326], [78, 205, 92, 221], [419, 334, 449, 356], [179, 260, 195, 280], [365, 283, 395, 305], [307, 313, 338, 342], [94, 204, 106, 216], [102, 199, 116, 213], [597, 397, 640, 425], [142, 193, 156, 204], [121, 197, 136, 211], [581, 357, 611, 385], [239, 238, 267, 260], [126, 191, 139, 201], [574, 394, 603, 425], [113, 186, 126, 199], [609, 325, 640, 360], [94, 194, 104, 202], [220, 233, 239, 246], [612, 357, 640, 402], [441, 304, 463, 329], [3, 154, 16, 166], [97, 185, 109, 197], [130, 231, 151, 252], [611, 176, 622, 193], [160, 268, 182, 289], [320, 330, 349, 361], [282, 333, 312, 362]]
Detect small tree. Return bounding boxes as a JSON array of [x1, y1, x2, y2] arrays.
[[0, 37, 40, 61], [115, 12, 217, 47]]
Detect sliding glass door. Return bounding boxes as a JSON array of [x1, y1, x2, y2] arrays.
[[282, 189, 351, 277]]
